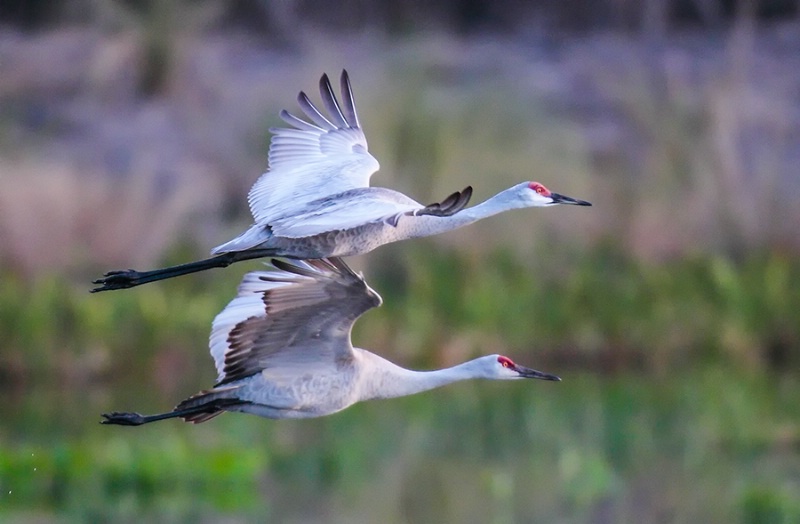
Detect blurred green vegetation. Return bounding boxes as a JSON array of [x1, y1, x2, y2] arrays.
[[2, 245, 798, 385], [1, 245, 799, 521], [1, 368, 798, 522]]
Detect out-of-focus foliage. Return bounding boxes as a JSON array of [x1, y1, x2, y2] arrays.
[[1, 370, 798, 522], [1, 246, 798, 386]]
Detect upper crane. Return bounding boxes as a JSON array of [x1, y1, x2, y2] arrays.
[[92, 71, 590, 292]]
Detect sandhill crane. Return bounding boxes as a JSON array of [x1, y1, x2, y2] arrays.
[[101, 257, 559, 425], [92, 71, 590, 293]]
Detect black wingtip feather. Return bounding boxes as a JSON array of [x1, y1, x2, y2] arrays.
[[318, 73, 349, 128], [413, 187, 474, 218], [455, 186, 473, 210], [297, 90, 336, 131], [267, 257, 348, 280], [339, 69, 360, 129]]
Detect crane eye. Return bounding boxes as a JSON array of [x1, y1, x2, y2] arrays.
[[498, 356, 514, 368], [529, 182, 547, 195]]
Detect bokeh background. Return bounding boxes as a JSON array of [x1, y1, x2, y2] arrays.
[[1, 1, 799, 522]]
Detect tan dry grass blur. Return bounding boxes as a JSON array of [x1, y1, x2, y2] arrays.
[[0, 158, 219, 277], [1, 22, 798, 281]]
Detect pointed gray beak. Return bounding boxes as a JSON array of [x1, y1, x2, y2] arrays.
[[515, 365, 561, 381], [550, 192, 592, 206]]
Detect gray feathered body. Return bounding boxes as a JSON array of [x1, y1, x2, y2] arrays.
[[181, 356, 364, 420], [176, 346, 494, 421], [212, 187, 482, 259]]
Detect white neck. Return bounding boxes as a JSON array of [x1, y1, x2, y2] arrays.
[[407, 186, 526, 238], [356, 351, 489, 401]]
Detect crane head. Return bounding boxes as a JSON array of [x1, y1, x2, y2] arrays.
[[493, 355, 561, 381], [527, 181, 592, 207]]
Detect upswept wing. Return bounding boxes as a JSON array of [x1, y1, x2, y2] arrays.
[[209, 258, 382, 386], [248, 71, 380, 225], [268, 195, 420, 238]]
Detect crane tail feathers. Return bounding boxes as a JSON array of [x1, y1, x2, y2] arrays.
[[174, 386, 244, 424]]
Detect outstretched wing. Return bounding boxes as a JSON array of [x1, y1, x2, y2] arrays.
[[248, 71, 380, 225], [209, 258, 382, 386], [268, 186, 474, 239]]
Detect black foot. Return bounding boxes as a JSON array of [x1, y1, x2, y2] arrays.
[[91, 270, 140, 293], [101, 411, 147, 426]]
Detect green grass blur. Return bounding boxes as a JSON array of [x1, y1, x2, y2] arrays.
[[1, 371, 798, 522], [1, 245, 798, 522]]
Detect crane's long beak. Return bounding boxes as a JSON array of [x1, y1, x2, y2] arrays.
[[515, 365, 561, 381], [550, 192, 592, 206]]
